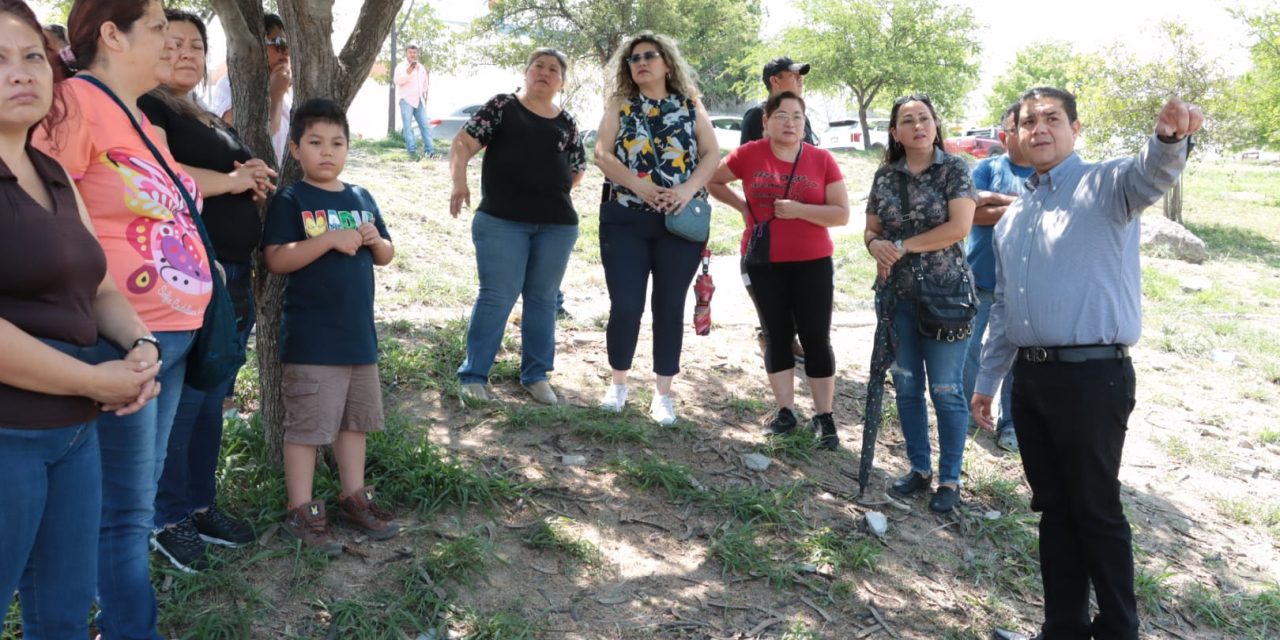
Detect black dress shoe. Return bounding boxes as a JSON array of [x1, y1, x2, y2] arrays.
[[929, 485, 961, 513], [890, 470, 931, 496]]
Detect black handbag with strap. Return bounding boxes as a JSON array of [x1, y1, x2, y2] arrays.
[[896, 170, 977, 342], [744, 144, 803, 268], [80, 75, 247, 389]]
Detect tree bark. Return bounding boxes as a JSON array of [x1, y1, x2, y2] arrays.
[[1163, 175, 1184, 224], [209, 0, 405, 462]]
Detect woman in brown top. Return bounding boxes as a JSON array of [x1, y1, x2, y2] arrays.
[[0, 1, 158, 632]]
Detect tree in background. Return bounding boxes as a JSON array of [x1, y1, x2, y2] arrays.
[[467, 0, 762, 109], [1235, 8, 1280, 150], [1073, 21, 1227, 222], [206, 0, 404, 460], [982, 43, 1094, 125], [783, 0, 981, 149]]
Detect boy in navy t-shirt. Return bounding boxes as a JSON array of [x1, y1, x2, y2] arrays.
[[262, 99, 398, 555]]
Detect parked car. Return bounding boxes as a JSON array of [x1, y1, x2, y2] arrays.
[[964, 126, 1001, 140], [428, 104, 483, 142], [821, 118, 889, 151], [944, 135, 1004, 159], [709, 115, 742, 152]]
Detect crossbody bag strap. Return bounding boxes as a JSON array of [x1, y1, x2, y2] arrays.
[[746, 144, 804, 227], [896, 170, 923, 279], [77, 75, 220, 266]]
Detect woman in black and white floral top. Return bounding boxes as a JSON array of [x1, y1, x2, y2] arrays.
[[863, 94, 976, 514], [449, 48, 585, 406], [592, 32, 719, 426]]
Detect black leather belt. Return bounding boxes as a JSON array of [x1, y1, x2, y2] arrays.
[[1017, 345, 1129, 363]]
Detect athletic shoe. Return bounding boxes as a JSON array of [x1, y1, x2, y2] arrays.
[[649, 394, 677, 425], [599, 384, 628, 412], [811, 412, 838, 450], [151, 517, 210, 573], [522, 380, 559, 405], [766, 407, 798, 435], [191, 505, 254, 547]]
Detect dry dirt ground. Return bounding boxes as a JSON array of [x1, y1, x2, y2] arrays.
[[157, 146, 1280, 639]]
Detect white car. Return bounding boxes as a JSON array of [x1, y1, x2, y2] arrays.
[[822, 117, 889, 152], [709, 115, 742, 152]]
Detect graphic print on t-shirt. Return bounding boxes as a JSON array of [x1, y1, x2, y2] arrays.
[[744, 170, 821, 212], [301, 208, 377, 238], [108, 149, 211, 308]]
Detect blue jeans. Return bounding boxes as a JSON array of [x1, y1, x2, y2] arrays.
[[0, 422, 101, 637], [156, 264, 256, 528], [458, 211, 578, 385], [96, 330, 195, 640], [962, 288, 1014, 431], [891, 301, 970, 485], [399, 98, 433, 154]]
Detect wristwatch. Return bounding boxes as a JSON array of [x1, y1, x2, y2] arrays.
[[131, 335, 162, 362], [894, 239, 906, 255]]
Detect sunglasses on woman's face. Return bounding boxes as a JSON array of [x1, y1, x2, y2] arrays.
[[264, 36, 288, 51], [626, 50, 662, 65]]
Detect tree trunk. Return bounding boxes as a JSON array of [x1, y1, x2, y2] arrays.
[[1163, 175, 1184, 224], [387, 25, 398, 135], [210, 0, 405, 462]]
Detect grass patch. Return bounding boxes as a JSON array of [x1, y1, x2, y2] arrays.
[[1215, 497, 1280, 538], [568, 410, 652, 445], [1181, 581, 1280, 639], [708, 524, 791, 587], [798, 527, 882, 573], [1258, 427, 1280, 446], [963, 513, 1040, 595], [963, 454, 1027, 512], [1134, 565, 1174, 614], [367, 413, 526, 517], [155, 556, 272, 637], [754, 428, 819, 464], [519, 517, 603, 570], [702, 482, 806, 525], [609, 455, 699, 500]]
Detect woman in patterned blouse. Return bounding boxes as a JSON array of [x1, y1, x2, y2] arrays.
[[592, 32, 719, 425], [449, 48, 586, 406], [863, 95, 977, 514]]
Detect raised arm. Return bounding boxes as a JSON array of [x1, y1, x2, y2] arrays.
[[1113, 98, 1202, 222]]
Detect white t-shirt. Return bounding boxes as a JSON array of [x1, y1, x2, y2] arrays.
[[210, 75, 291, 165]]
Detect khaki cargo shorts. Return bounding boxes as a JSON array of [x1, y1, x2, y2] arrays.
[[281, 363, 384, 446]]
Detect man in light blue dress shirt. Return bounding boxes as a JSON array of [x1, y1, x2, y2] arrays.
[[973, 87, 1203, 640], [963, 104, 1035, 453]]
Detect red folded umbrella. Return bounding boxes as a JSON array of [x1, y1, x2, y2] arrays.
[[693, 248, 714, 336]]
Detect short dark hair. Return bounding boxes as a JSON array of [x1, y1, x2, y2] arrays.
[[263, 13, 285, 33], [1001, 102, 1020, 130], [290, 98, 349, 144], [405, 44, 419, 51], [1017, 86, 1078, 125], [764, 91, 805, 116]]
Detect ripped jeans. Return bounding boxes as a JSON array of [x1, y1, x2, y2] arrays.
[[891, 301, 970, 486]]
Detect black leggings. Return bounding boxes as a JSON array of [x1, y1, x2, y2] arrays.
[[600, 201, 703, 376], [746, 257, 835, 377]]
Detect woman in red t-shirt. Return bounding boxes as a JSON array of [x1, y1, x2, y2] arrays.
[[707, 91, 849, 448]]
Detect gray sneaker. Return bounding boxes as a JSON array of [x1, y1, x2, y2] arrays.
[[997, 427, 1019, 453], [460, 383, 491, 402], [522, 380, 558, 405]]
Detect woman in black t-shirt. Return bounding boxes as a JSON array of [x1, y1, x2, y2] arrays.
[[448, 48, 585, 406], [138, 10, 271, 570]]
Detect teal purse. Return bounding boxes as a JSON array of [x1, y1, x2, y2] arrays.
[[665, 198, 711, 243]]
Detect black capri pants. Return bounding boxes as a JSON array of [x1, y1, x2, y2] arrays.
[[745, 256, 835, 377], [599, 201, 704, 376]]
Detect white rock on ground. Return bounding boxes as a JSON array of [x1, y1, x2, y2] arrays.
[[742, 452, 773, 471], [1141, 215, 1208, 264], [865, 511, 889, 537], [561, 454, 587, 466]]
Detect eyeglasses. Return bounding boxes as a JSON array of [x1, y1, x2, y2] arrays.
[[626, 50, 662, 65], [769, 113, 805, 123], [264, 36, 288, 50], [894, 93, 931, 105]]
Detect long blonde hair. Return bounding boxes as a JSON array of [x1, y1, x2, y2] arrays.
[[607, 32, 700, 102]]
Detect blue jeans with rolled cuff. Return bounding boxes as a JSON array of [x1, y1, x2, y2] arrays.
[[890, 300, 970, 486]]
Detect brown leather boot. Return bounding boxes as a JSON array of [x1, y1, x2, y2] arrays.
[[338, 487, 401, 541], [283, 501, 343, 557]]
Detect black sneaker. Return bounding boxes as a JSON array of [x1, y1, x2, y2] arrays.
[[191, 505, 255, 547], [151, 518, 210, 573], [811, 413, 838, 450], [766, 407, 798, 435], [929, 486, 961, 513]]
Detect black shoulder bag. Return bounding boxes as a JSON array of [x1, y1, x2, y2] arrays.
[[897, 171, 977, 342], [743, 144, 803, 268], [80, 75, 246, 389]]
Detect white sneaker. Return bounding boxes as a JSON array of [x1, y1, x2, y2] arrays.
[[649, 394, 676, 425], [599, 383, 628, 412]]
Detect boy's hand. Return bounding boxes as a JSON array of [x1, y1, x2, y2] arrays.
[[330, 229, 363, 256], [357, 222, 382, 247]]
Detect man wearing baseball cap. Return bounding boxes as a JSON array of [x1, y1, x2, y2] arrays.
[[740, 57, 817, 145]]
